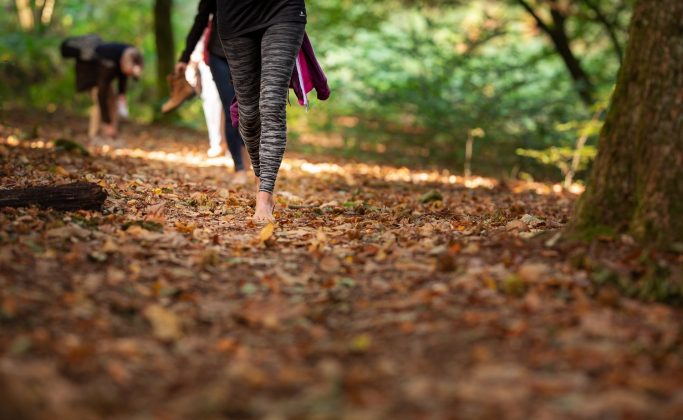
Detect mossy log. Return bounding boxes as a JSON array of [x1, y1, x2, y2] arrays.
[[0, 182, 107, 211]]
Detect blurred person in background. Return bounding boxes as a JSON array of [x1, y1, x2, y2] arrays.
[[61, 35, 143, 141], [184, 36, 225, 160]]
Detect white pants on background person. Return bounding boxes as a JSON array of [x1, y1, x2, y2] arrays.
[[197, 61, 224, 156], [185, 37, 225, 158]]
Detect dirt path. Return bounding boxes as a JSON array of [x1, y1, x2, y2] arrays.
[[1, 111, 682, 419]]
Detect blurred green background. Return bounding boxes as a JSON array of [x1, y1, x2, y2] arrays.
[[0, 0, 632, 182]]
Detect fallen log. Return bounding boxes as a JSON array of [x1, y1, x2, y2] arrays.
[[0, 182, 107, 211]]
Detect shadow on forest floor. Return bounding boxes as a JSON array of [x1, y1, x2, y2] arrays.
[[1, 109, 682, 419]]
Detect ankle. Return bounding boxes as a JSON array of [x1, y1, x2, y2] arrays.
[[256, 191, 273, 200]]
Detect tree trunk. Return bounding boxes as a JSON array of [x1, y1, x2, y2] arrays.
[[15, 0, 34, 30], [0, 182, 107, 211], [154, 0, 175, 100], [571, 0, 683, 247]]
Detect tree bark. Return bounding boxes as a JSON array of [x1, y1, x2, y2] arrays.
[[0, 182, 107, 211], [571, 0, 683, 247], [154, 0, 175, 100]]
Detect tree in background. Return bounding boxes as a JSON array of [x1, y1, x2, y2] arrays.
[[513, 0, 631, 107], [514, 0, 595, 105], [403, 0, 630, 107], [571, 0, 683, 246], [154, 0, 174, 100], [14, 0, 57, 33]]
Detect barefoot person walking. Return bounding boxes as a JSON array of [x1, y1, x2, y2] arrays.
[[216, 0, 307, 222]]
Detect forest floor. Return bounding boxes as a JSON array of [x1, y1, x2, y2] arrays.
[[1, 109, 683, 420]]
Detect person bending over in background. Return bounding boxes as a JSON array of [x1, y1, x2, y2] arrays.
[[176, 0, 247, 184], [90, 43, 143, 140], [62, 36, 144, 140], [216, 0, 307, 222]]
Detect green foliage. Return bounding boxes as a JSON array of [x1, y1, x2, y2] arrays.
[[54, 138, 90, 155], [516, 145, 597, 179], [571, 224, 617, 242], [296, 1, 627, 178], [1, 0, 197, 121], [1, 0, 630, 180]]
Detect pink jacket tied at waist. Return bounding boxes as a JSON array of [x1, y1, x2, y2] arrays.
[[230, 32, 330, 127]]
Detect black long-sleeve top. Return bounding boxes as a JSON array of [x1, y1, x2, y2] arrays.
[[216, 0, 306, 40], [179, 0, 225, 63], [94, 43, 130, 124]]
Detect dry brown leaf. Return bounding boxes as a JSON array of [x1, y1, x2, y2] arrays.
[[274, 266, 313, 285], [319, 255, 341, 273], [239, 298, 305, 329], [175, 221, 196, 234], [505, 219, 528, 232], [145, 202, 166, 222], [101, 238, 119, 253], [144, 304, 182, 341]]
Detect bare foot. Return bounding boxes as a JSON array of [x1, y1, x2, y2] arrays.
[[207, 145, 224, 158], [231, 170, 248, 185], [253, 190, 275, 223]]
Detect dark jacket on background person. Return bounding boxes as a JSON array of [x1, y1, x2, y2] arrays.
[[75, 43, 133, 124], [179, 0, 224, 62]]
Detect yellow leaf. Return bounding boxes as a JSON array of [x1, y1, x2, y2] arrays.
[[175, 221, 196, 234], [350, 334, 372, 352], [259, 223, 275, 243], [101, 238, 119, 253], [55, 165, 70, 176], [144, 304, 182, 341]]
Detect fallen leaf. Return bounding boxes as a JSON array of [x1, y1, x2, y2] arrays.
[[319, 255, 341, 273], [505, 219, 528, 232], [274, 266, 313, 285], [259, 223, 275, 243], [349, 333, 372, 352], [145, 202, 166, 222], [144, 304, 182, 341], [175, 221, 196, 234], [517, 262, 552, 283], [46, 225, 91, 240], [521, 214, 544, 228], [419, 190, 443, 203]]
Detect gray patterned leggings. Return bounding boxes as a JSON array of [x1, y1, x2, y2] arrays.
[[222, 22, 306, 193]]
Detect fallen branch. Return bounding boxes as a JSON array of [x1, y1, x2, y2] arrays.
[[0, 182, 107, 211]]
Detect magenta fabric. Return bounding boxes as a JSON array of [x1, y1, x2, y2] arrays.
[[229, 31, 329, 127]]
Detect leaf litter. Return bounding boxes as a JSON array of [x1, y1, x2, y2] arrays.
[[0, 110, 682, 419]]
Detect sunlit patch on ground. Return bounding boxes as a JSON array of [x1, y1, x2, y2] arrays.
[[1, 132, 584, 196]]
